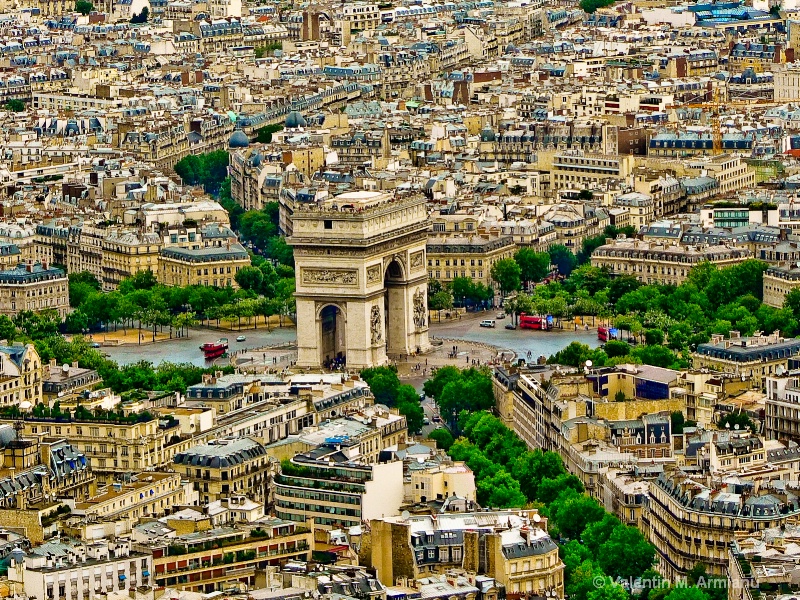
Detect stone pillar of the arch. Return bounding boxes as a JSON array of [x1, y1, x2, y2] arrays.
[[387, 279, 431, 358], [295, 298, 326, 368], [345, 297, 388, 370]]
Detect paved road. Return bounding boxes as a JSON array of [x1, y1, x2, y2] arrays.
[[429, 312, 602, 360], [104, 312, 601, 368], [102, 326, 297, 366]]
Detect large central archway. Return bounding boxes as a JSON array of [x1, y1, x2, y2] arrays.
[[319, 304, 346, 368], [384, 258, 406, 357]]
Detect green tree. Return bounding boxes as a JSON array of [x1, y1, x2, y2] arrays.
[[234, 266, 264, 292], [550, 489, 606, 539], [580, 0, 615, 12], [514, 248, 551, 285], [664, 587, 709, 600], [598, 524, 655, 579], [4, 99, 25, 112], [360, 366, 401, 406], [423, 365, 461, 401], [396, 384, 424, 432], [218, 177, 243, 230], [578, 189, 594, 200], [718, 411, 757, 433], [476, 469, 527, 508], [490, 258, 521, 296], [75, 0, 94, 13], [0, 316, 16, 342], [429, 290, 453, 321], [428, 428, 454, 451], [130, 6, 149, 22], [549, 244, 577, 276], [671, 411, 685, 434]]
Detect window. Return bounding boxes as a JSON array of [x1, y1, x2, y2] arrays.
[[324, 220, 333, 229]]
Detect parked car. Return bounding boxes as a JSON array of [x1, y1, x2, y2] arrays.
[[505, 323, 517, 330], [496, 312, 506, 319], [432, 415, 442, 423], [90, 342, 101, 348], [236, 335, 246, 342], [423, 417, 430, 425], [480, 319, 496, 328]]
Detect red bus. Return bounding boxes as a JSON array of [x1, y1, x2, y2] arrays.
[[597, 327, 619, 342], [519, 313, 553, 330]]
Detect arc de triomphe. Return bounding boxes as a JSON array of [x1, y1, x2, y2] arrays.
[[287, 191, 431, 369]]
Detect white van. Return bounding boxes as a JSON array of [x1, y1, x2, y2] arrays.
[[480, 320, 496, 328]]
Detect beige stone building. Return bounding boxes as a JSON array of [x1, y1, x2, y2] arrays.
[[763, 264, 800, 308], [172, 437, 271, 505], [4, 413, 182, 483], [146, 519, 312, 593], [101, 230, 162, 291], [0, 343, 44, 408], [693, 331, 800, 390], [643, 470, 800, 579], [551, 152, 635, 191], [0, 262, 68, 319], [158, 242, 250, 288], [73, 472, 184, 522], [410, 462, 476, 504], [426, 233, 515, 289], [590, 238, 752, 286], [365, 510, 564, 598]]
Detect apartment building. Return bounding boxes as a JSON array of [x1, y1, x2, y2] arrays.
[[426, 233, 515, 289], [172, 437, 271, 505], [72, 472, 184, 523], [642, 471, 800, 579], [145, 519, 312, 593], [671, 370, 754, 428], [0, 343, 44, 408], [0, 262, 68, 319], [101, 230, 161, 291], [693, 331, 800, 390], [157, 242, 250, 288], [763, 263, 800, 308], [551, 152, 636, 191], [4, 413, 181, 483], [409, 462, 476, 504], [9, 538, 153, 600], [42, 360, 101, 406], [366, 510, 564, 598], [275, 441, 404, 529], [765, 370, 800, 441], [590, 238, 751, 286]]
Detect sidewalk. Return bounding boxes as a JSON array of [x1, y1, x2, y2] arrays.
[[394, 338, 514, 380]]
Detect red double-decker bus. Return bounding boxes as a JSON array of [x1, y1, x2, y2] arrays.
[[597, 327, 619, 342], [519, 313, 553, 331]]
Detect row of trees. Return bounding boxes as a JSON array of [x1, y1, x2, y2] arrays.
[[4, 310, 235, 394], [66, 257, 295, 336], [504, 256, 783, 370], [430, 225, 637, 308], [421, 369, 722, 600]]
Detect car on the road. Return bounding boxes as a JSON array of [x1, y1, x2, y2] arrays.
[[419, 393, 425, 401], [480, 319, 496, 328], [236, 335, 246, 342], [496, 312, 506, 319], [90, 342, 101, 348], [505, 323, 516, 330], [423, 417, 430, 425], [432, 415, 442, 423]]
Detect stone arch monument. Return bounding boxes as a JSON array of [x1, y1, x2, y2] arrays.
[[288, 191, 431, 369]]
